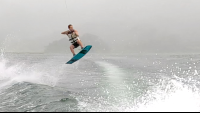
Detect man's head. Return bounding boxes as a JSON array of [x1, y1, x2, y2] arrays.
[[68, 24, 74, 31]]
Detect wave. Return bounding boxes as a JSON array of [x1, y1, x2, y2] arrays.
[[0, 54, 58, 90], [135, 77, 200, 112]]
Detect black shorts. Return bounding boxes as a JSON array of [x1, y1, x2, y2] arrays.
[[72, 42, 80, 48]]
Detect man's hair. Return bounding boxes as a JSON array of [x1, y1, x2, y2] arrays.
[[68, 24, 72, 28]]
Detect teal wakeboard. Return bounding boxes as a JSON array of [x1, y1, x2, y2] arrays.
[[66, 45, 92, 64]]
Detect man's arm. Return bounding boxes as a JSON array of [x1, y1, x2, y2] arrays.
[[61, 31, 68, 35], [74, 30, 79, 37]]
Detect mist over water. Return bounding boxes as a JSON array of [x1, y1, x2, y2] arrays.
[[1, 0, 200, 53], [1, 0, 200, 112]]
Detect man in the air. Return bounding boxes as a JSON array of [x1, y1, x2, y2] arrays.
[[61, 24, 84, 56]]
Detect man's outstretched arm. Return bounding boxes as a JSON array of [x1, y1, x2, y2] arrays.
[[61, 31, 68, 34]]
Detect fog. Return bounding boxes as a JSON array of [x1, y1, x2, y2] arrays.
[[1, 0, 200, 54]]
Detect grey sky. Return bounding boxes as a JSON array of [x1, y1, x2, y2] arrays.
[[1, 0, 200, 53]]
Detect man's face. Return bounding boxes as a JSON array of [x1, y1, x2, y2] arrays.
[[69, 26, 74, 31]]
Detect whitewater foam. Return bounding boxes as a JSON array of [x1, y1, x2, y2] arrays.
[[0, 56, 58, 89], [76, 61, 200, 112], [135, 79, 200, 112]]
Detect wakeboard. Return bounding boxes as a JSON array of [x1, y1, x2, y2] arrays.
[[66, 45, 92, 64]]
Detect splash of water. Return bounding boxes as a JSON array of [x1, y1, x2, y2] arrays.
[[134, 79, 200, 112], [77, 61, 200, 112], [0, 50, 58, 89]]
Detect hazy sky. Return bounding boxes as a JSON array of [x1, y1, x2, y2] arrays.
[[1, 0, 200, 53]]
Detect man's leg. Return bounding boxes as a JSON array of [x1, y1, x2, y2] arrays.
[[70, 45, 76, 56], [76, 39, 84, 49]]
